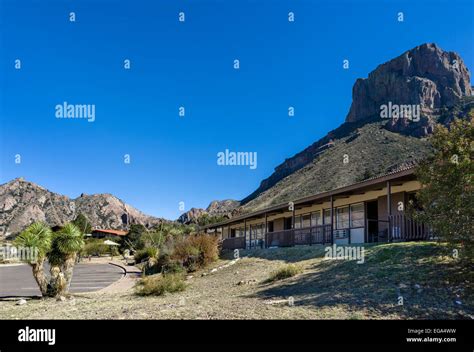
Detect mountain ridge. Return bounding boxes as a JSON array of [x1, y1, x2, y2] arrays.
[[0, 178, 166, 238]]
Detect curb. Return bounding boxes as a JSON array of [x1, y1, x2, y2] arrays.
[[108, 261, 141, 276], [0, 263, 26, 267]]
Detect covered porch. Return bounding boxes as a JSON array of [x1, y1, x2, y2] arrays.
[[204, 167, 434, 250]]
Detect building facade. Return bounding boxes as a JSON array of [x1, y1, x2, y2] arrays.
[[204, 166, 432, 250]]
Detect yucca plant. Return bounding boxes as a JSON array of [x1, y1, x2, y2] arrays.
[[15, 222, 84, 297], [49, 223, 84, 295], [14, 222, 52, 296]]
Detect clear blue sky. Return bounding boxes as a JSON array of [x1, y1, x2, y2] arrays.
[[1, 0, 473, 220]]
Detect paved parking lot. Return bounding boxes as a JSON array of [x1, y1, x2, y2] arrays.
[[0, 263, 124, 297]]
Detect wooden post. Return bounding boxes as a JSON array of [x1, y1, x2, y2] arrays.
[[244, 219, 247, 249], [387, 181, 392, 242], [264, 213, 268, 248], [330, 196, 334, 245], [249, 224, 252, 249], [292, 206, 296, 229], [292, 204, 296, 247]]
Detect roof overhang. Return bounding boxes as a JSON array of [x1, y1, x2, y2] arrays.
[[202, 166, 416, 229]]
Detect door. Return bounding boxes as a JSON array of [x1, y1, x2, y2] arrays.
[[268, 221, 274, 233], [366, 201, 378, 243], [284, 217, 292, 230]]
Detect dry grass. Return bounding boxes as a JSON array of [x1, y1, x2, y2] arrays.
[[135, 274, 186, 296], [266, 264, 303, 282]]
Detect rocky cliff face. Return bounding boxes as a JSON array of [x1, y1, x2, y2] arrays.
[[177, 199, 240, 224], [0, 178, 165, 238], [346, 43, 472, 135], [177, 207, 207, 224], [240, 43, 473, 207]]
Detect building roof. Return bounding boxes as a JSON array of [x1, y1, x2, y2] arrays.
[[92, 229, 128, 236], [203, 165, 417, 229]]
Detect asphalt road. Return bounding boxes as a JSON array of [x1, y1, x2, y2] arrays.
[[0, 262, 124, 297]]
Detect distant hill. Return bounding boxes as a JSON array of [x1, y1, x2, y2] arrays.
[[235, 43, 473, 214], [178, 199, 240, 224], [0, 178, 166, 238]]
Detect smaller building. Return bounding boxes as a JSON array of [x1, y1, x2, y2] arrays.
[[91, 229, 128, 239]]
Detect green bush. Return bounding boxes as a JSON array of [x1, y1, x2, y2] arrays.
[[143, 252, 185, 275], [161, 260, 185, 275], [135, 273, 186, 296], [134, 247, 159, 264], [266, 264, 303, 282], [81, 239, 110, 257]]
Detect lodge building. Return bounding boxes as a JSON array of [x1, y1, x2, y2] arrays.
[[203, 166, 432, 250]]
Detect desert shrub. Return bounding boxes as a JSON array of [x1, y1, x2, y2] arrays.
[[161, 260, 185, 275], [266, 264, 303, 282], [135, 273, 186, 296], [143, 253, 184, 275], [172, 237, 200, 271], [172, 234, 219, 271], [81, 239, 109, 257], [134, 247, 159, 264]]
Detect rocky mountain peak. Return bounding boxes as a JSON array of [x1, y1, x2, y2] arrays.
[[239, 43, 473, 208], [177, 199, 240, 224], [346, 43, 472, 133]]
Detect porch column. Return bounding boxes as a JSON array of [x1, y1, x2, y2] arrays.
[[244, 219, 247, 249], [249, 223, 252, 249], [387, 181, 392, 242], [292, 204, 295, 228], [264, 213, 268, 248], [292, 204, 296, 247], [330, 195, 334, 245]]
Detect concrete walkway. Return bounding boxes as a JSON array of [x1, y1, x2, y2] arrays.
[[94, 260, 142, 294]]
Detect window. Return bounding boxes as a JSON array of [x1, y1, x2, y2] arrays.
[[336, 206, 350, 229], [311, 211, 322, 226], [294, 215, 302, 229], [350, 203, 365, 228], [323, 209, 332, 225], [302, 214, 311, 228]]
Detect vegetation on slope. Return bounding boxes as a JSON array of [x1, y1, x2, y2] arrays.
[[242, 121, 431, 212], [3, 242, 471, 319]]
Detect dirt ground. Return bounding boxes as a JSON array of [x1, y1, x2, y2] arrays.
[[0, 242, 472, 320]]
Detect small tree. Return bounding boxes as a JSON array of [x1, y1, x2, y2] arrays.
[[124, 224, 147, 250], [412, 116, 473, 264]]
